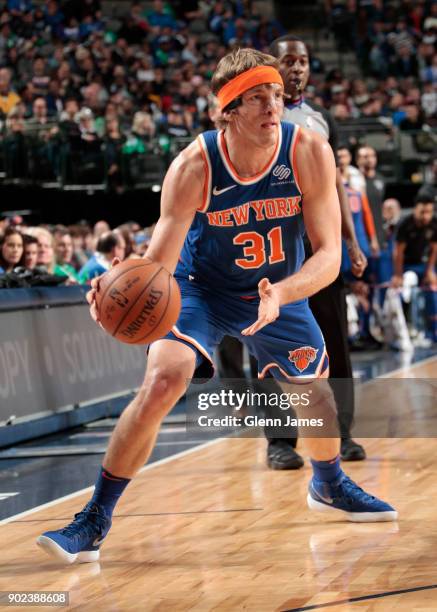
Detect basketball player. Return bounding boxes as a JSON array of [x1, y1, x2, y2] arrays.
[[266, 35, 367, 466], [37, 49, 396, 565]]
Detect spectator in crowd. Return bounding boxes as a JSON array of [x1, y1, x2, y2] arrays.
[[93, 220, 110, 243], [31, 56, 50, 98], [376, 198, 402, 284], [0, 227, 24, 273], [382, 198, 402, 250], [23, 234, 39, 270], [121, 111, 156, 164], [59, 98, 80, 138], [399, 104, 425, 131], [131, 111, 156, 142], [79, 230, 125, 283], [25, 96, 58, 177], [0, 0, 433, 193], [4, 106, 27, 177], [69, 223, 93, 270], [147, 0, 177, 31], [340, 184, 372, 279], [77, 107, 100, 148], [338, 146, 379, 256], [165, 105, 192, 137], [54, 229, 80, 283], [392, 193, 437, 288], [389, 44, 419, 79], [338, 144, 366, 192], [26, 97, 51, 129], [0, 67, 20, 116], [424, 157, 437, 190], [105, 116, 125, 191], [116, 224, 138, 259], [338, 146, 382, 347], [356, 146, 386, 248], [25, 226, 56, 273]]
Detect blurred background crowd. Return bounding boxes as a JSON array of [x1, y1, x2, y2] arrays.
[[0, 215, 155, 283], [0, 0, 435, 352], [0, 0, 433, 190]]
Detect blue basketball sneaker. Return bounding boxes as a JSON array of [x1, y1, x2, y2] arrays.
[[307, 474, 398, 522], [37, 502, 111, 564]]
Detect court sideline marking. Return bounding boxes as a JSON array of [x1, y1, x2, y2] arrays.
[[282, 582, 437, 611]]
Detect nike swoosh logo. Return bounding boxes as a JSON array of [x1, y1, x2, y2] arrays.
[[93, 535, 106, 546], [212, 185, 237, 196], [315, 491, 333, 504], [312, 484, 333, 504]]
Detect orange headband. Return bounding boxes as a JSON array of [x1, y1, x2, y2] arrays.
[[217, 65, 284, 111]]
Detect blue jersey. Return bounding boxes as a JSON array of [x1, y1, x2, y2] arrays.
[[177, 121, 304, 295], [341, 185, 370, 275]]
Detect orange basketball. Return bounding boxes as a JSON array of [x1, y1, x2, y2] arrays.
[[95, 258, 181, 345]]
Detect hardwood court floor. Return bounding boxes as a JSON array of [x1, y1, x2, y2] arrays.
[[1, 359, 436, 611]]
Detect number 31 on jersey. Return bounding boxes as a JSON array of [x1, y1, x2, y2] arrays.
[[233, 226, 285, 269]]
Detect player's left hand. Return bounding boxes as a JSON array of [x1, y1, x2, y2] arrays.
[[241, 278, 280, 336]]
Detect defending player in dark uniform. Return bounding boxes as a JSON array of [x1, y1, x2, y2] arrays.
[[266, 35, 368, 467]]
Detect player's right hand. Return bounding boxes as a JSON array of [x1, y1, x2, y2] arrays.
[[347, 240, 367, 278], [86, 258, 121, 324]]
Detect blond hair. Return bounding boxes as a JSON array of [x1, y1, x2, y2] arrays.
[[210, 48, 279, 129], [211, 48, 279, 97], [24, 227, 56, 273]]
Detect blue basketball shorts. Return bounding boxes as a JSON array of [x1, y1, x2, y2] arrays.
[[160, 274, 329, 381]]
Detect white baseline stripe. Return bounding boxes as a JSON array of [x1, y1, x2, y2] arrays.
[[0, 437, 224, 525]]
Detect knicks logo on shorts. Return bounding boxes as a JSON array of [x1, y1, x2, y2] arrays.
[[288, 346, 319, 373]]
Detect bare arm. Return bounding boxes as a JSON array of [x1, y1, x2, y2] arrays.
[[144, 141, 204, 272], [336, 170, 367, 277], [337, 170, 356, 243], [392, 241, 406, 287], [275, 129, 341, 305], [424, 242, 437, 285], [242, 130, 341, 336], [87, 141, 204, 321], [361, 191, 380, 256]]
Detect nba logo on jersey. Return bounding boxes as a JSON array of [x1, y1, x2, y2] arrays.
[[288, 346, 319, 372], [272, 164, 291, 181]]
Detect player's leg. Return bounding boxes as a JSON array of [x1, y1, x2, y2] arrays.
[[37, 340, 196, 564], [217, 335, 245, 379], [286, 382, 395, 522], [218, 334, 302, 468], [242, 299, 397, 523], [103, 339, 196, 477], [262, 373, 303, 470], [309, 276, 366, 460], [37, 275, 223, 564]]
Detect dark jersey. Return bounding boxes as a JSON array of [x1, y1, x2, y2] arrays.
[[396, 215, 437, 265]]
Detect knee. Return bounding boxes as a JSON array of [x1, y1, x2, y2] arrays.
[[135, 367, 188, 420]]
